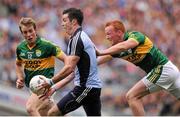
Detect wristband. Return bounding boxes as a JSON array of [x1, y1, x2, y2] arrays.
[[47, 79, 54, 86], [50, 79, 55, 86]]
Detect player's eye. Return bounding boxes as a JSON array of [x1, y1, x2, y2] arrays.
[[28, 29, 33, 33], [23, 31, 27, 35]]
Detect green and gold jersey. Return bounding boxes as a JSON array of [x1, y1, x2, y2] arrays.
[[112, 31, 168, 73], [16, 37, 63, 87]]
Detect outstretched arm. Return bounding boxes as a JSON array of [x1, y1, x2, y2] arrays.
[[52, 52, 75, 84], [39, 52, 75, 90], [39, 72, 75, 99], [52, 55, 79, 84], [53, 72, 74, 90], [97, 55, 112, 65], [94, 46, 113, 65], [47, 73, 75, 97], [99, 39, 139, 56]]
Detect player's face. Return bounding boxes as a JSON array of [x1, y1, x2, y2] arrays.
[[105, 25, 122, 45], [61, 13, 73, 36], [21, 25, 37, 45]]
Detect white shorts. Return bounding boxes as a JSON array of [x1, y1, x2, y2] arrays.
[[142, 61, 180, 99]]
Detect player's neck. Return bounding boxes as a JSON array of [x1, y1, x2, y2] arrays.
[[27, 43, 36, 49], [71, 25, 81, 36]]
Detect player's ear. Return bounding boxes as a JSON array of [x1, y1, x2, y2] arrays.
[[72, 19, 77, 26], [117, 30, 123, 36]]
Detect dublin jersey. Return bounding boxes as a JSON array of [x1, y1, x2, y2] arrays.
[[16, 37, 63, 87], [67, 27, 102, 88], [112, 31, 168, 73]]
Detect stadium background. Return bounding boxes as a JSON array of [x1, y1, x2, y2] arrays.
[[0, 0, 179, 116]]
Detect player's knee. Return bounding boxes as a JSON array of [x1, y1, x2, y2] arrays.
[[126, 91, 135, 102], [26, 104, 36, 115], [48, 106, 62, 116], [48, 109, 59, 116], [37, 106, 47, 115]]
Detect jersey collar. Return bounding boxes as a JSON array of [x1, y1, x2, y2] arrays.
[[26, 36, 41, 50], [123, 31, 130, 41], [70, 27, 82, 39]]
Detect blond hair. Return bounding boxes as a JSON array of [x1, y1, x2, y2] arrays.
[[105, 20, 125, 33], [19, 17, 36, 33]]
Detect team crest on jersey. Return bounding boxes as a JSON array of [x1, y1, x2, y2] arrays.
[[35, 50, 41, 57]]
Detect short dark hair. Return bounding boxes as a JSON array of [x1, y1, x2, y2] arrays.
[[63, 8, 83, 26]]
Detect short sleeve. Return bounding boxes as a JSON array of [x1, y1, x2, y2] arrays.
[[128, 32, 145, 44], [49, 42, 63, 57]]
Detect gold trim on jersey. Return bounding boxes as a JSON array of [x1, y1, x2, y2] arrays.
[[22, 56, 55, 71], [56, 50, 64, 58], [135, 36, 153, 54], [121, 37, 153, 64], [121, 53, 146, 64]]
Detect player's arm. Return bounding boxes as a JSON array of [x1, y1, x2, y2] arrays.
[[39, 53, 75, 91], [52, 52, 74, 84], [41, 72, 75, 99], [97, 55, 113, 65], [99, 39, 139, 56], [15, 60, 25, 89], [95, 47, 113, 65], [51, 72, 74, 92], [54, 72, 74, 89]]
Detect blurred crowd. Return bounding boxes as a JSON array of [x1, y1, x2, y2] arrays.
[[0, 0, 179, 115]]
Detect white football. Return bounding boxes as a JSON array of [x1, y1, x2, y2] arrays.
[[29, 75, 47, 95]]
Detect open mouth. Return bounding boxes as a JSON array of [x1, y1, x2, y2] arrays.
[[27, 38, 33, 41]]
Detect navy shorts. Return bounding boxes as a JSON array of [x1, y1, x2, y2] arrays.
[[57, 86, 101, 116]]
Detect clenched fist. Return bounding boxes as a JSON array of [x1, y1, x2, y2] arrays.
[[16, 79, 24, 89]]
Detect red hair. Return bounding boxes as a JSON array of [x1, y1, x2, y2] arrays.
[[105, 20, 125, 33]]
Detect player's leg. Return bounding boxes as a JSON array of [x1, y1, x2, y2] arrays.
[[36, 97, 54, 116], [26, 93, 40, 116], [126, 69, 163, 116], [26, 93, 54, 116], [152, 61, 180, 99], [48, 86, 84, 116], [126, 80, 149, 116], [82, 88, 101, 116], [47, 104, 62, 116], [164, 61, 180, 100]]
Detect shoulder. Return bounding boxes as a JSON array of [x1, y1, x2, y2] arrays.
[[39, 37, 53, 44], [80, 31, 91, 42], [40, 37, 62, 52], [125, 31, 145, 43], [128, 31, 144, 37], [16, 40, 26, 49], [39, 37, 58, 47]]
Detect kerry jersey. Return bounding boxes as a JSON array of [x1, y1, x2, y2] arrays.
[[112, 31, 168, 73], [67, 27, 102, 88], [16, 37, 63, 87]]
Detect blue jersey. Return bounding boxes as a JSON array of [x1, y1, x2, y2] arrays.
[[67, 27, 102, 88]]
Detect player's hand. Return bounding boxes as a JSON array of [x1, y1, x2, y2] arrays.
[[16, 79, 24, 89], [39, 87, 56, 100], [38, 76, 54, 91], [47, 86, 57, 96], [95, 48, 102, 56]]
